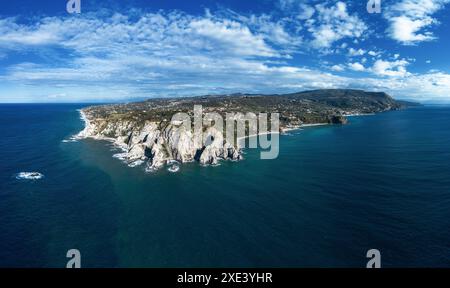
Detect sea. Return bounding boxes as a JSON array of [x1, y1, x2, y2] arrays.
[[1, 104, 450, 267]]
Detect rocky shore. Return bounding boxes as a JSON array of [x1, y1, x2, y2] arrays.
[[78, 109, 242, 171], [77, 89, 412, 171]]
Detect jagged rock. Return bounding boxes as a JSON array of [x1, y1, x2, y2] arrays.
[[224, 142, 241, 160], [146, 140, 168, 171], [127, 143, 147, 162], [136, 122, 159, 144], [199, 146, 219, 165], [328, 115, 348, 124], [164, 124, 196, 163], [198, 127, 241, 165], [78, 89, 405, 172], [116, 135, 129, 146], [79, 111, 242, 170]]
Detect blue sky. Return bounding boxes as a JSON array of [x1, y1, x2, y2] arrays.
[[0, 0, 450, 103]]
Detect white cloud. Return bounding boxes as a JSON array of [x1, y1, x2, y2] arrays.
[[279, 0, 296, 10], [361, 72, 450, 102], [298, 4, 316, 20], [1, 6, 450, 102], [189, 18, 278, 57], [0, 18, 64, 46], [385, 0, 450, 45], [348, 62, 366, 71], [233, 14, 302, 49], [388, 16, 434, 43], [307, 2, 367, 49], [0, 11, 356, 101], [277, 1, 367, 50], [348, 48, 366, 57], [371, 59, 410, 77], [0, 12, 281, 59], [330, 64, 345, 71]]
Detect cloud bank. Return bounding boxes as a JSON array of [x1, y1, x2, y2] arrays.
[[0, 1, 449, 103]]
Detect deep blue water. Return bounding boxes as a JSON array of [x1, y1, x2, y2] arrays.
[[1, 104, 450, 267]]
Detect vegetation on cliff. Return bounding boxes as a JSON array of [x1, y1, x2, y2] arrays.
[[83, 89, 409, 130], [79, 89, 414, 171]]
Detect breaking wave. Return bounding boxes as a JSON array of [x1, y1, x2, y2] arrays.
[[15, 172, 44, 180]]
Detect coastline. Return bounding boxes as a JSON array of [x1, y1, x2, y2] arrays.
[[76, 109, 90, 139], [344, 113, 375, 117], [74, 108, 378, 170], [281, 122, 329, 133], [76, 109, 333, 150], [300, 123, 329, 127], [76, 109, 129, 151], [236, 122, 330, 144]]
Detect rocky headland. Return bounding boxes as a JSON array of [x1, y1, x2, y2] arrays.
[[77, 89, 414, 171]]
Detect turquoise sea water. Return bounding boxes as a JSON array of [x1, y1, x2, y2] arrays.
[[1, 104, 450, 267]]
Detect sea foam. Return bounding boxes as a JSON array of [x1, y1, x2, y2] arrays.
[[167, 163, 180, 173], [15, 172, 44, 180]]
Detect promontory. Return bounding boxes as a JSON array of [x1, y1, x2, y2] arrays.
[[78, 89, 414, 171]]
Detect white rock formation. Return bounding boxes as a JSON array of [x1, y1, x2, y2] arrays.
[[78, 110, 242, 171]]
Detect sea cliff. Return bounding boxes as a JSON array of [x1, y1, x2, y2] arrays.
[[78, 89, 409, 171]]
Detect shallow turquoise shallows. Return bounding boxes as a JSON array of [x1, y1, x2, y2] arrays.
[[1, 104, 450, 267]]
